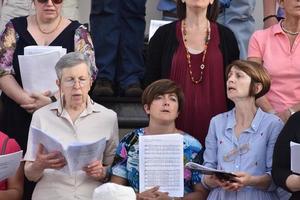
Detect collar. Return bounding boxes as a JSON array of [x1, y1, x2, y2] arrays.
[[225, 107, 264, 133], [49, 96, 101, 118], [272, 20, 285, 36]]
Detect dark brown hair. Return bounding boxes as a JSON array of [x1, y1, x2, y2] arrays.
[[177, 1, 219, 21], [225, 60, 271, 99], [142, 79, 184, 112]]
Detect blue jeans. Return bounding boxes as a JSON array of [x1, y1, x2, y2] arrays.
[[217, 0, 255, 59], [90, 0, 146, 88]]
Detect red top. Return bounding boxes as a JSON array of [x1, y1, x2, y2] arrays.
[[0, 132, 21, 190], [170, 21, 227, 145]]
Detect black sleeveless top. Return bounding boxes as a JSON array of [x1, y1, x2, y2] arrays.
[[1, 16, 81, 150]]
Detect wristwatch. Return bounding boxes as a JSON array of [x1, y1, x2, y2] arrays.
[[288, 107, 296, 116]]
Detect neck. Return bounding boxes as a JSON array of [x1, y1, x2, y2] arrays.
[[145, 121, 178, 135], [35, 15, 62, 34], [282, 17, 300, 33], [185, 8, 208, 29], [234, 99, 257, 126]]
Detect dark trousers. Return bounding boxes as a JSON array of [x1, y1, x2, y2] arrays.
[[90, 0, 146, 89]]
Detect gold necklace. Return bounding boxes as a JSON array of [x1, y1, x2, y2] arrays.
[[280, 20, 299, 35], [182, 19, 211, 84], [36, 15, 62, 35]]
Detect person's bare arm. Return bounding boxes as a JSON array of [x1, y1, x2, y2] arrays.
[[0, 162, 24, 200], [263, 0, 279, 28]]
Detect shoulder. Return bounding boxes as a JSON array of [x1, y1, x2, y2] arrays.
[[216, 22, 236, 38], [11, 16, 27, 25], [151, 21, 177, 40], [211, 110, 233, 123], [183, 133, 202, 151], [119, 128, 142, 144], [32, 103, 54, 119], [259, 109, 283, 127], [251, 25, 276, 42], [92, 102, 117, 119], [0, 132, 21, 153]]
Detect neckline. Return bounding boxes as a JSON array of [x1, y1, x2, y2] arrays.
[[25, 16, 76, 46]]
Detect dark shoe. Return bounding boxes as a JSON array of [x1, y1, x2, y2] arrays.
[[124, 83, 143, 97], [93, 79, 114, 96]]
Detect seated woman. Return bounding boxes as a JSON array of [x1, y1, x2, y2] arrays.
[[272, 112, 300, 199], [0, 131, 23, 200], [111, 79, 208, 200], [23, 52, 118, 200], [202, 60, 283, 199]]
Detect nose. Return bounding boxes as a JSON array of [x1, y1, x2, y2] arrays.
[[73, 80, 81, 88], [163, 99, 170, 106]]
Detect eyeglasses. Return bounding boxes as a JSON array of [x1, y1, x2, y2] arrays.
[[62, 78, 88, 88], [223, 143, 250, 162], [37, 0, 63, 4]]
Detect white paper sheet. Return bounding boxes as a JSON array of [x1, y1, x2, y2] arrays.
[[139, 134, 184, 197], [18, 51, 61, 94], [30, 126, 106, 174], [290, 141, 300, 174], [24, 46, 66, 56], [148, 20, 172, 41], [0, 150, 23, 182]]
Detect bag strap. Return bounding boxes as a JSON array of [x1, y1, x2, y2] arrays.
[[1, 136, 9, 155]]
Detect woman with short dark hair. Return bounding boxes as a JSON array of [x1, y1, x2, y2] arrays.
[[111, 79, 208, 200]]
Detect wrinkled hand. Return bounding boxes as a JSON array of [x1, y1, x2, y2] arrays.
[[34, 144, 66, 171], [83, 160, 107, 181], [21, 91, 52, 113]]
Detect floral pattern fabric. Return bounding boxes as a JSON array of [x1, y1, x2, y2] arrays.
[[111, 128, 203, 194]]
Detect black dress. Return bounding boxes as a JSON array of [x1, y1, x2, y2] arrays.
[[0, 16, 81, 151]]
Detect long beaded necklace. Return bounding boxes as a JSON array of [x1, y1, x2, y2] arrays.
[[280, 20, 300, 35], [182, 19, 211, 84], [36, 15, 62, 35]]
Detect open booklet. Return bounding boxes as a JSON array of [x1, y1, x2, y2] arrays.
[[29, 126, 106, 175], [0, 150, 23, 181], [290, 141, 300, 174], [18, 46, 66, 94], [139, 133, 184, 197], [185, 162, 237, 182]]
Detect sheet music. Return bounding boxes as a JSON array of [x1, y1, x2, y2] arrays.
[[139, 134, 184, 197], [148, 20, 172, 41], [66, 138, 106, 172], [291, 141, 300, 174], [0, 150, 23, 181], [30, 126, 106, 174]]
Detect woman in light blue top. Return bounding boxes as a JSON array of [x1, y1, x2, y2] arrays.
[[202, 60, 283, 200]]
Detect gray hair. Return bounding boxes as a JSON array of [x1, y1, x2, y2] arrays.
[[55, 52, 92, 79]]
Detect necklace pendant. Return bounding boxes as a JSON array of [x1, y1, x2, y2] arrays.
[[200, 64, 205, 70]]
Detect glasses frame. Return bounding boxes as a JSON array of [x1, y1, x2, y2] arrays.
[[223, 143, 250, 162], [61, 78, 89, 88], [37, 0, 63, 5]]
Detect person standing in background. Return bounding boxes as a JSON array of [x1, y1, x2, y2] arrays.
[[90, 0, 146, 97]]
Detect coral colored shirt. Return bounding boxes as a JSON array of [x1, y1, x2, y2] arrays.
[[248, 22, 300, 112], [0, 132, 21, 190]]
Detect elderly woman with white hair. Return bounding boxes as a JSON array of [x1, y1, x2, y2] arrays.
[[23, 52, 119, 200]]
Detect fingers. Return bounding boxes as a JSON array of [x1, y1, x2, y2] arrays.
[[43, 90, 52, 97]]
